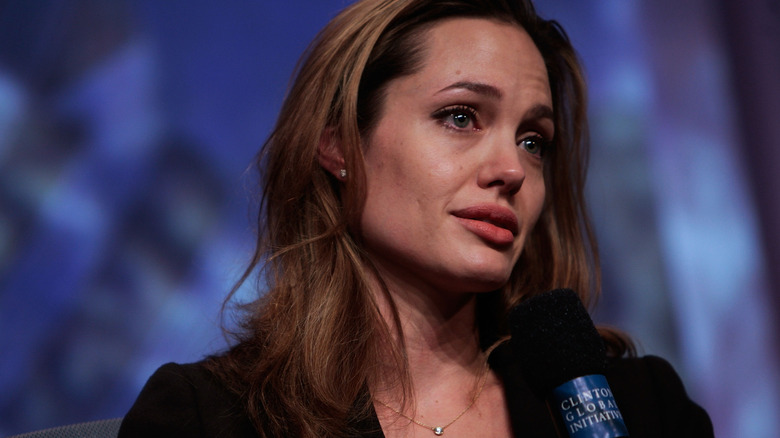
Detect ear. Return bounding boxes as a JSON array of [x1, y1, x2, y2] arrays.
[[317, 128, 346, 181]]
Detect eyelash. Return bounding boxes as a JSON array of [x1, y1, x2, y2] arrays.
[[432, 105, 552, 157], [433, 105, 480, 131]]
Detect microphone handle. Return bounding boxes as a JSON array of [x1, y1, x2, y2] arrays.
[[547, 374, 629, 438]]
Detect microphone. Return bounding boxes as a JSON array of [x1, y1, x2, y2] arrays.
[[508, 289, 629, 438]]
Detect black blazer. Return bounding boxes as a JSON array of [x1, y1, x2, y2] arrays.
[[119, 348, 713, 437]]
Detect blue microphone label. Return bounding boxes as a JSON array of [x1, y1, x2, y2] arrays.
[[551, 374, 628, 438]]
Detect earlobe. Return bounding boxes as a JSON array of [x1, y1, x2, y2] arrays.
[[317, 128, 347, 181]]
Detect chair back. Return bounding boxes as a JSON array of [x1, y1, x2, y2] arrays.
[[6, 418, 123, 438]]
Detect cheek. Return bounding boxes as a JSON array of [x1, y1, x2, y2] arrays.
[[524, 174, 547, 226], [372, 146, 460, 203], [535, 177, 547, 212]]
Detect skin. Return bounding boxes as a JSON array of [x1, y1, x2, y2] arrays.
[[360, 18, 554, 437], [361, 15, 552, 307]]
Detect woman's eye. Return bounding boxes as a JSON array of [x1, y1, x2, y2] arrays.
[[434, 105, 478, 131], [518, 135, 550, 157], [451, 112, 471, 128]]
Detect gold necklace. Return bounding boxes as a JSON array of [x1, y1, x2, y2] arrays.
[[375, 365, 490, 436]]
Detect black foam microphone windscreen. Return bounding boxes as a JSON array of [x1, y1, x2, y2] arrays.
[[509, 289, 628, 437]]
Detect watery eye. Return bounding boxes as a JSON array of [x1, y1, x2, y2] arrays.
[[519, 135, 549, 156]]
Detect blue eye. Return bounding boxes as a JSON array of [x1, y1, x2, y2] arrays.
[[518, 135, 549, 156]]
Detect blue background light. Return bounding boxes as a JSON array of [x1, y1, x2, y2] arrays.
[[1, 1, 777, 437]]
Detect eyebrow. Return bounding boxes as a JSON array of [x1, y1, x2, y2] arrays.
[[526, 103, 554, 122], [435, 81, 503, 99], [435, 81, 555, 121]]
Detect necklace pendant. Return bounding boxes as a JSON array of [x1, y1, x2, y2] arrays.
[[433, 426, 444, 435]]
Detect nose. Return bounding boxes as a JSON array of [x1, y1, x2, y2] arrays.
[[477, 136, 526, 196]]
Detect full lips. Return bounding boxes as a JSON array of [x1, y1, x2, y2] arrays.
[[451, 205, 519, 246], [455, 217, 515, 245]]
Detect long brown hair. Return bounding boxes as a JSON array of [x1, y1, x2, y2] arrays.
[[208, 0, 631, 436]]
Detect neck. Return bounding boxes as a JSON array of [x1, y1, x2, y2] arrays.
[[368, 265, 486, 396]]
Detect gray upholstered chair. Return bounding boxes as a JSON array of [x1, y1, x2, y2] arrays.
[[6, 418, 123, 438]]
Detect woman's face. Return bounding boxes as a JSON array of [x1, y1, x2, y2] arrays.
[[360, 18, 552, 295]]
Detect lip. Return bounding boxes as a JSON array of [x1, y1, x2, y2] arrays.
[[451, 204, 519, 246]]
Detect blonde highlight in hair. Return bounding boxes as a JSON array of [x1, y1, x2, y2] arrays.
[[207, 1, 632, 436]]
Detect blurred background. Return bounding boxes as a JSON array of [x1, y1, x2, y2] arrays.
[[0, 0, 778, 436]]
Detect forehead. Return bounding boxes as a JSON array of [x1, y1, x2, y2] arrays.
[[403, 17, 551, 102]]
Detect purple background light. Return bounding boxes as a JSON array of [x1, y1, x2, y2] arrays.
[[1, 1, 777, 436]]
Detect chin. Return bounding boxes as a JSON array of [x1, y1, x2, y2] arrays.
[[450, 266, 513, 293], [462, 254, 516, 285]]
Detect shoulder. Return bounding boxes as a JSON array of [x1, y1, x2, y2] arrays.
[[119, 361, 255, 438], [605, 355, 714, 437]]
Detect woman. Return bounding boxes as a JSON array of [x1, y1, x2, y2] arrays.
[[119, 0, 713, 436]]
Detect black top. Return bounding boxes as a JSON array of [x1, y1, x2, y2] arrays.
[[119, 346, 713, 437]]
